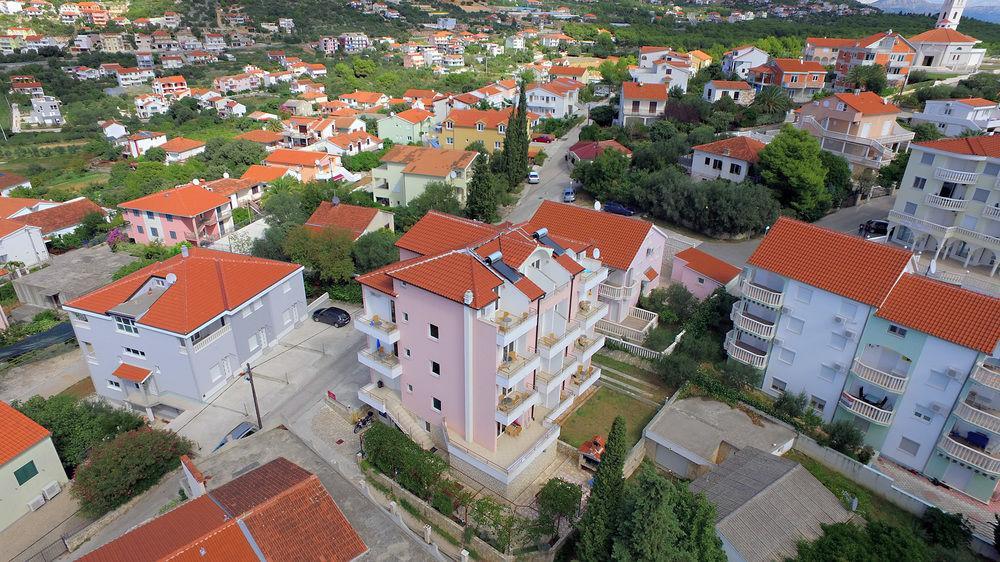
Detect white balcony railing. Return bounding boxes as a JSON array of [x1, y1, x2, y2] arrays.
[[938, 435, 1000, 475], [934, 168, 979, 184], [577, 301, 609, 330], [538, 321, 582, 358], [731, 301, 776, 340], [887, 210, 954, 238], [839, 391, 894, 426], [535, 359, 579, 394], [192, 324, 231, 353], [740, 279, 783, 308], [983, 206, 1000, 223], [572, 334, 605, 364], [724, 330, 768, 369], [357, 382, 387, 413], [924, 193, 969, 212], [580, 266, 610, 293], [357, 347, 403, 378], [851, 358, 908, 394], [955, 401, 1000, 435], [595, 319, 647, 344], [496, 389, 540, 425], [597, 280, 639, 301], [954, 227, 1000, 250], [353, 315, 400, 343], [972, 362, 1000, 393], [496, 352, 540, 388]]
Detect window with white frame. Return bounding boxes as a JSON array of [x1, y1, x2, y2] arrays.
[[123, 346, 145, 358], [248, 334, 260, 352], [819, 364, 837, 382], [796, 286, 813, 304], [912, 176, 926, 190], [770, 378, 787, 393], [809, 395, 826, 412], [432, 397, 442, 411], [114, 316, 138, 334], [73, 312, 89, 323], [888, 324, 908, 338], [429, 324, 439, 339], [898, 436, 920, 456], [82, 341, 96, 359], [920, 152, 934, 166], [431, 361, 441, 376], [778, 347, 795, 365], [786, 316, 805, 334], [829, 333, 848, 351], [107, 379, 121, 389]]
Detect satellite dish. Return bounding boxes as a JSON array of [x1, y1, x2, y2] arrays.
[[928, 258, 937, 275], [592, 247, 600, 259], [165, 272, 177, 285], [449, 170, 458, 179], [593, 200, 601, 211], [463, 289, 474, 305]]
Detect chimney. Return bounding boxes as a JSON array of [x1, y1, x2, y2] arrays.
[[181, 245, 189, 258]]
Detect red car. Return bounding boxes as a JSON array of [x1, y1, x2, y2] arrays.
[[532, 134, 555, 143]]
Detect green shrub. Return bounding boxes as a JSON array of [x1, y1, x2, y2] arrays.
[[432, 491, 454, 516], [774, 391, 808, 419], [362, 422, 447, 499], [327, 281, 363, 303], [920, 507, 972, 549]]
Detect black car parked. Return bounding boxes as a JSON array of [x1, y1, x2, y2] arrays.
[[312, 307, 351, 327]]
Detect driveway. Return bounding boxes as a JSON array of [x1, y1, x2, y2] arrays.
[[168, 302, 368, 452], [0, 345, 90, 403]]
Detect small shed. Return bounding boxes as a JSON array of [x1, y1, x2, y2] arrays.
[[577, 435, 605, 471], [13, 245, 137, 310], [670, 247, 741, 299]]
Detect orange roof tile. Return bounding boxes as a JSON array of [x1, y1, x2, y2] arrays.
[[388, 251, 502, 309], [13, 198, 103, 235], [446, 107, 517, 128], [639, 46, 670, 54], [394, 108, 434, 124], [876, 274, 1000, 354], [201, 177, 252, 198], [514, 277, 544, 300], [832, 91, 901, 116], [160, 137, 205, 153], [524, 201, 653, 271], [556, 252, 584, 275], [914, 136, 1000, 158], [692, 136, 766, 164], [235, 129, 283, 143], [549, 66, 585, 77], [0, 197, 42, 218], [0, 400, 49, 466], [674, 247, 741, 284], [112, 363, 151, 383], [118, 184, 228, 217], [708, 80, 752, 90], [264, 149, 331, 168], [953, 97, 997, 108], [304, 201, 380, 239], [622, 81, 668, 101], [65, 248, 301, 335], [403, 88, 438, 99], [338, 90, 385, 104], [397, 211, 498, 256], [0, 217, 29, 238], [241, 164, 289, 184], [380, 145, 477, 177], [0, 170, 29, 191], [909, 28, 978, 44], [357, 255, 427, 296], [747, 217, 911, 307]]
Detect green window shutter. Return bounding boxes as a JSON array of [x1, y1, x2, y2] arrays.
[[14, 460, 38, 485]]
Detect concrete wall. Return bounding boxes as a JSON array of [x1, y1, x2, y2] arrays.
[[0, 226, 48, 268], [0, 437, 69, 532], [690, 150, 751, 183]]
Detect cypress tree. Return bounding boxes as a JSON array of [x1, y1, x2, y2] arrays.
[[501, 85, 530, 191], [576, 415, 628, 562], [465, 153, 502, 223]]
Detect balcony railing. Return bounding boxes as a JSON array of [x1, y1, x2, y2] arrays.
[[492, 311, 533, 334], [539, 321, 581, 358], [983, 206, 1000, 223], [851, 358, 909, 394], [576, 301, 609, 328], [934, 168, 979, 184], [497, 352, 540, 387], [938, 434, 1000, 475], [955, 401, 1000, 435], [740, 279, 783, 308], [598, 281, 639, 301], [924, 193, 969, 212], [839, 391, 894, 426], [357, 347, 402, 378], [887, 210, 954, 238], [496, 389, 539, 425], [971, 362, 1000, 393], [724, 330, 768, 369], [567, 366, 601, 396], [953, 227, 1000, 250], [192, 324, 231, 353], [354, 315, 400, 343], [572, 334, 605, 363], [579, 266, 609, 292], [731, 301, 776, 340], [535, 359, 579, 392]]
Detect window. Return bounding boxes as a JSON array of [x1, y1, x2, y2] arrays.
[[809, 395, 826, 412], [446, 137, 454, 145], [786, 316, 805, 334], [926, 371, 950, 391], [984, 163, 1000, 177], [770, 378, 787, 393], [819, 364, 837, 382], [912, 176, 926, 190], [282, 308, 293, 325], [123, 346, 145, 358], [431, 361, 440, 376], [169, 231, 177, 240], [445, 121, 453, 130], [839, 301, 858, 321], [136, 225, 144, 234], [407, 384, 413, 393], [476, 123, 484, 131], [898, 437, 920, 456], [432, 397, 442, 411], [888, 324, 908, 338], [972, 188, 990, 203], [712, 159, 722, 170], [829, 333, 848, 351], [405, 348, 411, 358], [73, 312, 89, 324], [729, 163, 742, 175], [903, 202, 918, 215], [425, 421, 431, 432], [150, 227, 158, 237], [114, 316, 138, 334], [498, 124, 505, 134], [704, 156, 711, 165], [107, 379, 121, 389], [796, 286, 813, 304], [403, 312, 409, 322], [429, 324, 439, 339], [248, 334, 260, 352], [14, 460, 38, 485], [165, 214, 173, 222], [696, 276, 705, 285], [494, 141, 502, 150], [146, 211, 154, 219], [82, 341, 95, 359], [913, 404, 935, 421], [282, 281, 291, 293], [920, 152, 934, 166], [778, 348, 795, 365]]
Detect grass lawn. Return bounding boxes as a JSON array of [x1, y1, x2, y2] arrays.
[[592, 353, 661, 387], [560, 386, 659, 449], [59, 377, 95, 400]]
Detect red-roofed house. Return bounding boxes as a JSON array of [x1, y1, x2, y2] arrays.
[[911, 98, 1000, 137], [304, 199, 393, 240], [376, 108, 436, 145], [691, 136, 766, 183], [12, 196, 106, 239], [124, 130, 167, 158], [0, 218, 48, 267], [804, 37, 858, 65], [568, 140, 632, 164], [524, 78, 583, 119], [160, 137, 206, 164], [65, 248, 305, 413], [909, 28, 985, 74], [670, 246, 740, 299], [796, 91, 914, 173], [747, 58, 826, 103], [834, 31, 915, 91], [702, 80, 754, 106], [617, 82, 667, 125], [264, 149, 352, 183], [0, 400, 67, 531], [119, 182, 233, 246]]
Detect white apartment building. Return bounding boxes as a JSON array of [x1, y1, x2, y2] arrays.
[[721, 46, 770, 79], [524, 79, 582, 119], [887, 136, 1000, 279], [911, 98, 1000, 138]]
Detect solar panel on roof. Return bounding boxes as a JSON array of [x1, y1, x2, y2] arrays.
[[491, 259, 522, 284]]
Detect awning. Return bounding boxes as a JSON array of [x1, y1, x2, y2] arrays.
[[113, 363, 152, 383]]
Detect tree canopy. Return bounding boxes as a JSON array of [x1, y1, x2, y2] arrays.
[[757, 125, 831, 221]]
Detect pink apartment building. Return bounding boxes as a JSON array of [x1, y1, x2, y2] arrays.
[[670, 247, 741, 299], [354, 202, 666, 496], [119, 182, 234, 246]]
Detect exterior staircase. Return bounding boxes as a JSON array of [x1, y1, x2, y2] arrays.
[[363, 383, 435, 449]]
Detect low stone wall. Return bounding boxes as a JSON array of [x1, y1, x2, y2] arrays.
[[622, 438, 647, 478]]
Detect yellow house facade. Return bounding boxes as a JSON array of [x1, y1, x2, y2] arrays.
[[442, 107, 538, 153]]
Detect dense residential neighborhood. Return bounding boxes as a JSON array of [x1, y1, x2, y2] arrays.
[[0, 0, 998, 559]]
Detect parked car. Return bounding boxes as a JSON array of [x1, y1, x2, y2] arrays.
[[527, 171, 540, 184], [861, 219, 889, 239], [602, 201, 635, 216], [533, 134, 555, 143], [562, 186, 576, 202], [213, 421, 257, 452], [312, 306, 351, 327]]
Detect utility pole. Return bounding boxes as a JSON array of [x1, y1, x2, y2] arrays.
[[245, 362, 262, 429]]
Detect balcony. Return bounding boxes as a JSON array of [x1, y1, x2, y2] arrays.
[[579, 266, 609, 294], [934, 168, 979, 184], [576, 301, 609, 331], [353, 315, 400, 344], [730, 301, 776, 340], [724, 330, 768, 370], [983, 206, 1000, 223], [938, 434, 1000, 475], [953, 227, 1000, 251], [357, 382, 388, 413], [924, 193, 969, 212], [851, 358, 909, 394], [598, 280, 638, 301], [535, 358, 579, 394], [538, 321, 581, 359], [496, 352, 540, 388], [954, 400, 1000, 435], [445, 418, 560, 485], [571, 334, 605, 364], [496, 389, 540, 425], [839, 391, 894, 426], [971, 362, 1000, 393], [357, 347, 402, 378], [489, 310, 536, 347], [192, 324, 231, 353], [887, 210, 954, 238], [740, 279, 783, 308], [567, 366, 600, 396]]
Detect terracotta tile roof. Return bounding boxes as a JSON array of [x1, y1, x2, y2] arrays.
[[556, 252, 584, 275], [211, 456, 311, 513], [164, 520, 261, 562], [379, 145, 478, 177], [549, 66, 585, 77], [112, 362, 151, 383], [397, 210, 498, 256], [770, 58, 825, 73], [953, 97, 997, 108], [568, 140, 632, 161], [0, 197, 42, 218], [524, 200, 654, 271], [447, 107, 518, 128], [526, 78, 584, 96], [264, 149, 331, 168], [201, 177, 251, 198], [160, 137, 205, 153], [403, 88, 438, 99], [65, 248, 301, 335], [388, 250, 502, 309], [0, 170, 29, 191], [473, 229, 538, 267], [689, 50, 712, 61], [674, 247, 741, 284], [119, 184, 228, 217], [622, 81, 668, 101], [241, 164, 289, 184], [875, 274, 1000, 354], [693, 136, 766, 164], [0, 400, 49, 466], [832, 91, 900, 116], [806, 37, 857, 48], [514, 277, 544, 300], [909, 28, 978, 44], [0, 217, 29, 238], [914, 136, 1000, 158], [708, 80, 752, 90], [235, 129, 283, 143], [327, 130, 381, 149], [338, 90, 385, 104], [639, 45, 670, 54], [13, 198, 104, 235], [357, 255, 427, 296], [747, 217, 911, 307], [394, 108, 434, 123], [304, 201, 380, 239]]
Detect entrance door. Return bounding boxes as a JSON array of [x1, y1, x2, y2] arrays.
[[942, 460, 974, 490], [257, 327, 268, 348]]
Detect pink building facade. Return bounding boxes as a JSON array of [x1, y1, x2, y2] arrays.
[[670, 247, 741, 300], [119, 183, 234, 246]]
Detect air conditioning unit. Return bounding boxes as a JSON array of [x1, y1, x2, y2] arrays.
[[41, 481, 61, 500], [27, 495, 45, 511], [844, 329, 858, 340], [930, 403, 945, 414], [833, 315, 845, 324], [946, 367, 961, 379], [832, 362, 846, 373]]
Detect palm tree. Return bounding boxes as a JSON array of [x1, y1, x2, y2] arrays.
[[751, 85, 792, 115]]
